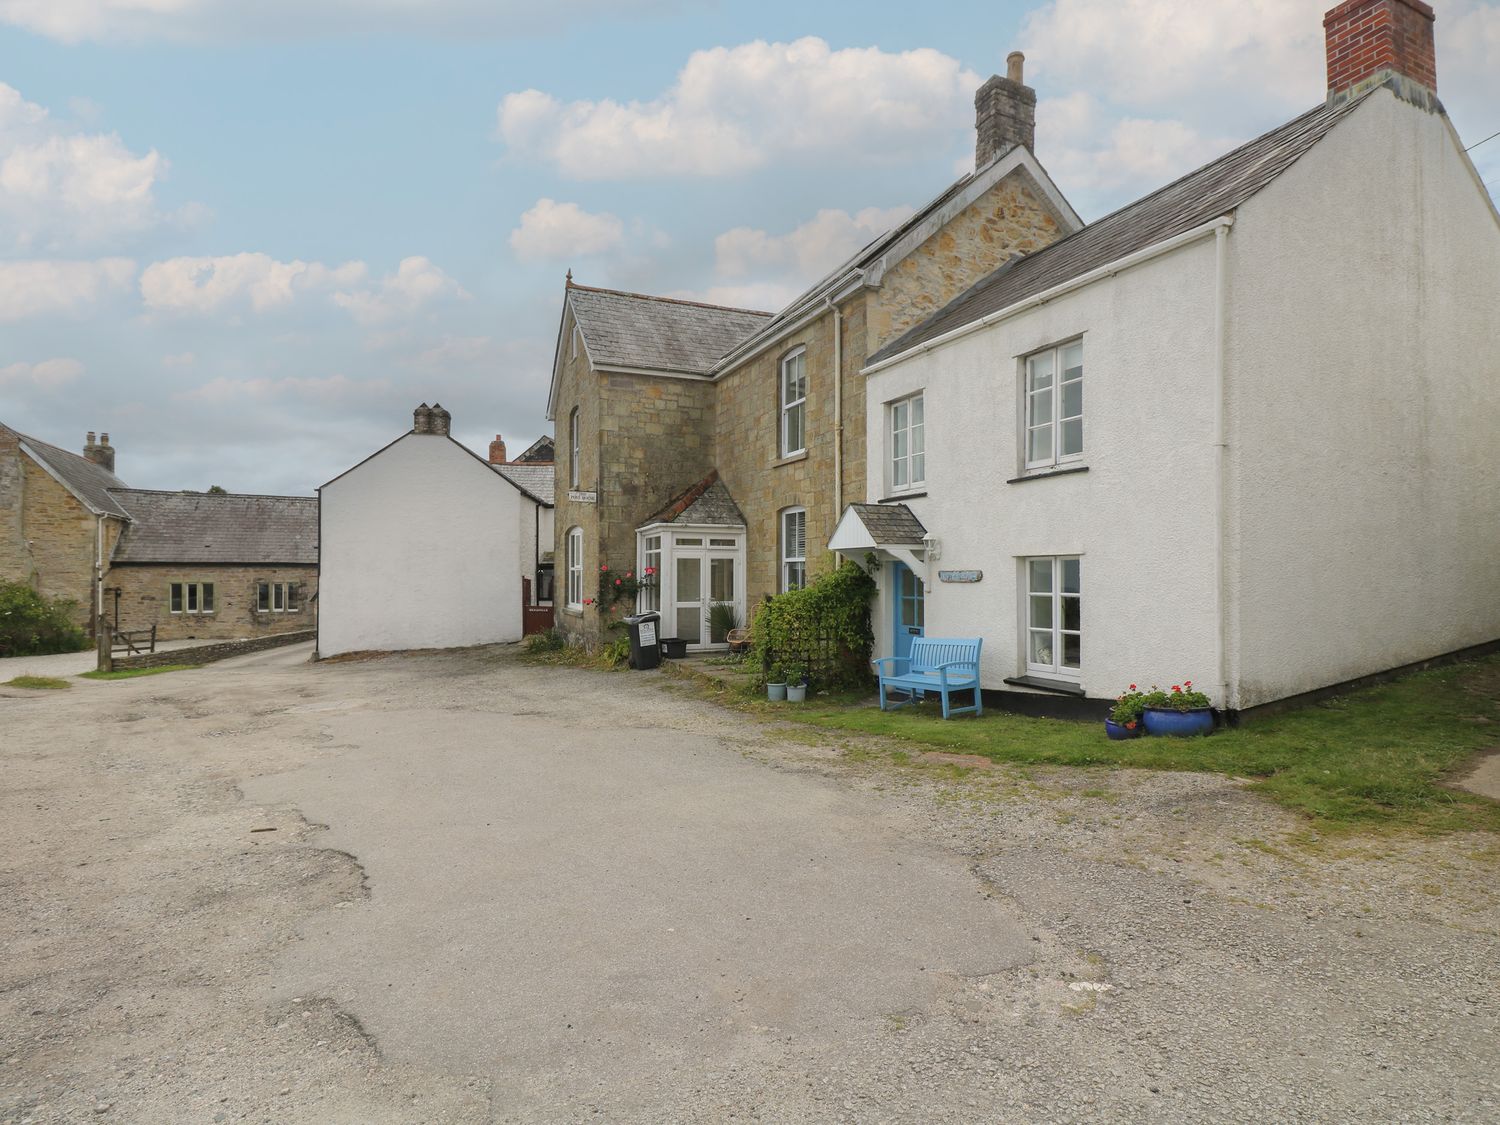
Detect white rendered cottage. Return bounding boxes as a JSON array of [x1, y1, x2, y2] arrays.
[[317, 405, 554, 658], [834, 0, 1500, 717]]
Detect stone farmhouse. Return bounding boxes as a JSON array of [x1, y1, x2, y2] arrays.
[[547, 55, 1081, 650], [840, 0, 1500, 716], [0, 423, 318, 642]]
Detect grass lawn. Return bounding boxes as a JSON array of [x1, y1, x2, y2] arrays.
[[5, 675, 71, 690], [743, 657, 1500, 836], [79, 664, 195, 681]]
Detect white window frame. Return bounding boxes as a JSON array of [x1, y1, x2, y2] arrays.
[[638, 534, 662, 613], [566, 527, 584, 609], [256, 581, 298, 614], [1023, 339, 1084, 471], [1024, 555, 1081, 680], [888, 391, 925, 493], [170, 581, 214, 616], [780, 506, 807, 592], [779, 348, 807, 457], [569, 407, 581, 489]]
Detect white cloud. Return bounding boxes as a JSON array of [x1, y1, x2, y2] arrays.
[[0, 258, 135, 320], [331, 256, 468, 325], [498, 37, 979, 179], [714, 205, 914, 280], [0, 356, 85, 387], [0, 0, 682, 43], [510, 198, 625, 262], [0, 82, 172, 252], [140, 253, 367, 314], [161, 350, 195, 368], [180, 373, 391, 404]]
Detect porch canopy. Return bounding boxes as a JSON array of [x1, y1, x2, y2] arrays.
[[828, 502, 927, 577]]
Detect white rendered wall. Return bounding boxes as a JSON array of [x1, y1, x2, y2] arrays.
[[319, 434, 524, 656], [864, 239, 1223, 703], [1226, 90, 1500, 707]]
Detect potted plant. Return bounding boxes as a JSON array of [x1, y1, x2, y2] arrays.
[[706, 601, 741, 646], [785, 664, 808, 703], [1141, 680, 1215, 737], [1106, 685, 1146, 740], [766, 664, 788, 702]]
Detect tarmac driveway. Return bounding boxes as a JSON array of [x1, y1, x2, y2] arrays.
[[3, 644, 1497, 1122]]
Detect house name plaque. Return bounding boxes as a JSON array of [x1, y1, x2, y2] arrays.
[[567, 490, 598, 504], [938, 570, 983, 584]]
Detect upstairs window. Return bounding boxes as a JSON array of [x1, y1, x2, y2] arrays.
[[1024, 340, 1084, 470], [780, 507, 807, 592], [569, 407, 581, 489], [889, 392, 925, 492], [780, 348, 807, 457]]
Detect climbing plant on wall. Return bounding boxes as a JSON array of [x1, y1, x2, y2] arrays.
[[750, 561, 876, 691]]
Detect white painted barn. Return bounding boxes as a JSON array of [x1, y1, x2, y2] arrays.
[[836, 0, 1500, 717], [317, 405, 554, 658]]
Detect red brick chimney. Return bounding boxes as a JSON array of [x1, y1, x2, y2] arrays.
[[1324, 0, 1437, 107], [489, 435, 507, 465]]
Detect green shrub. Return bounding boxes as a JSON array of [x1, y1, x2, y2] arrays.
[[0, 582, 89, 657], [707, 601, 741, 645], [750, 561, 876, 691], [601, 636, 631, 668], [524, 627, 567, 654]]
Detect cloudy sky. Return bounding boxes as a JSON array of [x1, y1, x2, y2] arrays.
[[2, 0, 1496, 495]]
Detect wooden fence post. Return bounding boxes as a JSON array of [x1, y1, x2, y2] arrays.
[[96, 613, 113, 673]]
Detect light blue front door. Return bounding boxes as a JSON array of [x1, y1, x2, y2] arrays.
[[892, 562, 924, 662]]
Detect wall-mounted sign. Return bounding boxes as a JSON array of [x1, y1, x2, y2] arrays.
[[567, 490, 598, 504], [938, 569, 983, 583]]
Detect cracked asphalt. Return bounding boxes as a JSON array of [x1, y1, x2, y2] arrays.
[[2, 642, 1498, 1122]]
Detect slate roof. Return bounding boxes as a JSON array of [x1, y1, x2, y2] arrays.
[[868, 93, 1373, 366], [108, 489, 319, 565], [515, 435, 554, 463], [494, 462, 554, 506], [848, 503, 926, 545], [568, 285, 772, 376], [642, 469, 746, 528], [4, 425, 131, 518]]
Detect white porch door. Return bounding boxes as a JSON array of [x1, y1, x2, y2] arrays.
[[668, 536, 741, 649]]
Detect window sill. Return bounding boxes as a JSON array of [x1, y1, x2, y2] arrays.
[[1004, 675, 1086, 697], [772, 451, 809, 468], [878, 491, 927, 504], [1006, 465, 1089, 485], [562, 606, 584, 617]]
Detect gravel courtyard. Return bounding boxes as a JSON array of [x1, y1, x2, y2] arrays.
[[3, 644, 1498, 1123]]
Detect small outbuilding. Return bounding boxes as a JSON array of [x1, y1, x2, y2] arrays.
[[316, 404, 553, 658]]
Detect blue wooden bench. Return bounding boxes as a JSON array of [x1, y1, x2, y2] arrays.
[[872, 637, 983, 719]]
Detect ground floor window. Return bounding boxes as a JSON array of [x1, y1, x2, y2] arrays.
[[781, 507, 806, 592], [1025, 556, 1080, 679], [638, 535, 661, 613], [566, 527, 583, 608], [169, 582, 214, 615], [257, 582, 299, 613]]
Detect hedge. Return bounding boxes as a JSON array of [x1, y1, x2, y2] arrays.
[[750, 560, 875, 690]]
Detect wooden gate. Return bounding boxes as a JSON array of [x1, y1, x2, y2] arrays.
[[522, 578, 555, 637]]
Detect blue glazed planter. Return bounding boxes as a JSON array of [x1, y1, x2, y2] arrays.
[[1143, 707, 1215, 737], [1104, 719, 1143, 740]]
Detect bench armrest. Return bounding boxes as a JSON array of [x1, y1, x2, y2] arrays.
[[871, 656, 910, 676], [933, 658, 979, 672]]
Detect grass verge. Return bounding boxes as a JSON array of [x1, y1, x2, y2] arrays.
[[79, 664, 195, 681], [5, 675, 71, 690], [677, 656, 1500, 836]]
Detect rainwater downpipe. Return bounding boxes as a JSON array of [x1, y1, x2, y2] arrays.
[[823, 292, 845, 516], [1213, 220, 1232, 713]]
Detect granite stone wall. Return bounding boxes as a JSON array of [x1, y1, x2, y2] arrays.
[[105, 564, 318, 642]]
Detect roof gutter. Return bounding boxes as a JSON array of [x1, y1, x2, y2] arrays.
[[710, 271, 867, 377], [862, 215, 1237, 378]]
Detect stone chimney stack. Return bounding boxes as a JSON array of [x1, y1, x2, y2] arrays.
[[83, 431, 115, 473], [1324, 0, 1437, 107], [413, 403, 432, 433], [974, 51, 1036, 168], [488, 435, 508, 465], [429, 403, 451, 437]]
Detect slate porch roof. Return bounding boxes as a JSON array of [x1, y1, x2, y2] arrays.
[[568, 286, 772, 376], [846, 503, 927, 545], [108, 489, 319, 565], [3, 424, 131, 518], [868, 91, 1375, 366], [494, 462, 555, 506], [640, 469, 746, 529]]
